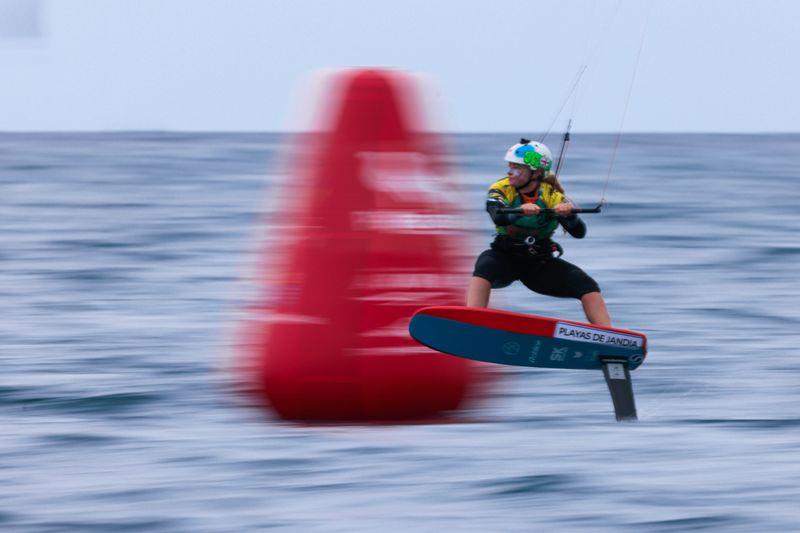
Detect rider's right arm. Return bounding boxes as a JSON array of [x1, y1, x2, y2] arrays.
[[486, 197, 519, 226]]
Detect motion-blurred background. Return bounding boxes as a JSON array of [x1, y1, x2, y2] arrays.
[[2, 1, 799, 530]]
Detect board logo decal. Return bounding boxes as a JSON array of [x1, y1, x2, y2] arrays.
[[554, 322, 643, 349], [502, 342, 521, 356]]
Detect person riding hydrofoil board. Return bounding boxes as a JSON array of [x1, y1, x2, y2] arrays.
[[467, 139, 611, 326]]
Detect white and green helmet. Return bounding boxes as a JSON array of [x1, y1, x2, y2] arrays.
[[504, 139, 553, 171]]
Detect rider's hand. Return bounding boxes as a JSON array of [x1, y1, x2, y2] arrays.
[[553, 202, 574, 217], [520, 203, 541, 216]]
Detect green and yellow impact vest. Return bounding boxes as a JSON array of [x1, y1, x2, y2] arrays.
[[487, 177, 566, 241]]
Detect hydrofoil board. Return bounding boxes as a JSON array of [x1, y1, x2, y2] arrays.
[[409, 306, 647, 371], [409, 306, 647, 420]]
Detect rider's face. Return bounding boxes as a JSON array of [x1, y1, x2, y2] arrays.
[[507, 163, 533, 187]]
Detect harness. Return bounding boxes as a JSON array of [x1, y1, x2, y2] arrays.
[[492, 234, 564, 258]]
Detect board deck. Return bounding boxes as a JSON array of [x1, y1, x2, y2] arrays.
[[408, 306, 647, 371]]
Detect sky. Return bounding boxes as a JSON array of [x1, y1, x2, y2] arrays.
[[1, 0, 799, 133]]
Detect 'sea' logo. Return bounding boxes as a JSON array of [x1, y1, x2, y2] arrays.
[[502, 342, 521, 356]]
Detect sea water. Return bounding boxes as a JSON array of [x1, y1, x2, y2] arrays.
[[2, 132, 798, 531]]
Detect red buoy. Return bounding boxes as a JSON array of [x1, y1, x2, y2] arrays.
[[239, 69, 489, 421]]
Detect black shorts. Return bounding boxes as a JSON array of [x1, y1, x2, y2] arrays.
[[472, 240, 600, 300]]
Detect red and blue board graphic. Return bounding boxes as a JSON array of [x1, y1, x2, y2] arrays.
[[409, 306, 648, 371]]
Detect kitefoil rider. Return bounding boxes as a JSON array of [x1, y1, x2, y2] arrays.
[[467, 139, 611, 326]]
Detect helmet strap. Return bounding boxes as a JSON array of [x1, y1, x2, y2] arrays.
[[516, 173, 539, 193]]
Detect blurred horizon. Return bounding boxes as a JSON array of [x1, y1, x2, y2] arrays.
[[3, 129, 800, 135]]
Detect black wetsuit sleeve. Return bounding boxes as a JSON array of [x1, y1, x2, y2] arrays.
[[558, 214, 587, 238], [486, 198, 519, 226]]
